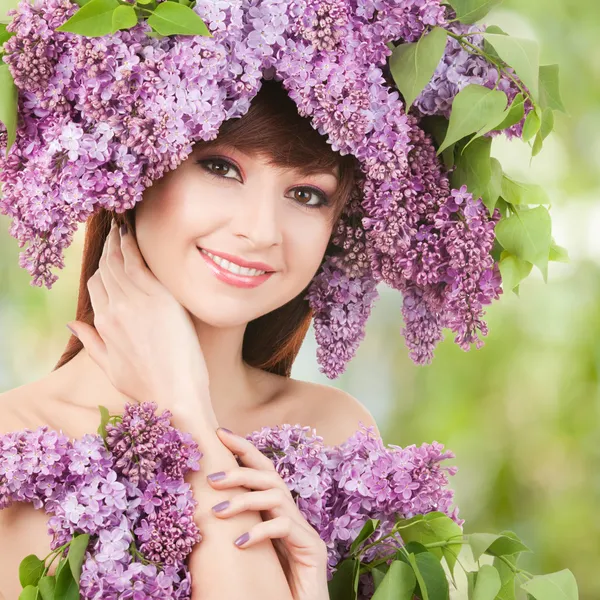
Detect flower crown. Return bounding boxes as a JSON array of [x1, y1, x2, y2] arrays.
[[0, 0, 567, 378]]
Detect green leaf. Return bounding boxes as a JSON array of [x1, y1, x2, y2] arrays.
[[539, 64, 566, 113], [467, 532, 531, 562], [112, 5, 138, 31], [499, 251, 533, 293], [372, 565, 389, 590], [482, 34, 540, 102], [328, 558, 360, 600], [540, 107, 554, 140], [372, 560, 416, 600], [395, 511, 462, 578], [350, 518, 380, 554], [97, 405, 110, 440], [38, 575, 56, 600], [451, 136, 492, 208], [55, 0, 120, 36], [54, 561, 79, 600], [18, 586, 39, 600], [473, 564, 502, 600], [549, 239, 569, 263], [521, 569, 579, 600], [0, 64, 18, 157], [409, 552, 449, 600], [0, 23, 15, 46], [147, 2, 211, 36], [437, 84, 508, 155], [496, 205, 552, 281], [445, 0, 503, 24], [522, 108, 541, 142], [501, 175, 550, 206], [467, 571, 477, 600], [19, 555, 45, 588], [389, 26, 448, 111], [407, 553, 429, 600], [68, 533, 90, 582], [493, 554, 518, 600], [483, 157, 503, 214], [422, 116, 454, 169], [493, 93, 526, 131]]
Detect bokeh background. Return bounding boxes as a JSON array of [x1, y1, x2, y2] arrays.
[[1, 0, 598, 598]]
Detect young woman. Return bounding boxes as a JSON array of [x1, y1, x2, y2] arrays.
[[0, 79, 380, 600]]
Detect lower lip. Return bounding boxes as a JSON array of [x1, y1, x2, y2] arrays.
[[198, 249, 274, 289]]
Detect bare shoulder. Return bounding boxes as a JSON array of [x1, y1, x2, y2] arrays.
[[0, 384, 33, 435], [286, 378, 381, 446]]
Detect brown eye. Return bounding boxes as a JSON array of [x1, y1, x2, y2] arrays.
[[197, 157, 241, 181], [292, 187, 329, 208]]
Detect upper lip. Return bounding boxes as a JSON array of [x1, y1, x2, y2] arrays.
[[199, 247, 276, 272]]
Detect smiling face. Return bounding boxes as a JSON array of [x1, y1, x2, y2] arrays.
[[134, 141, 342, 328]]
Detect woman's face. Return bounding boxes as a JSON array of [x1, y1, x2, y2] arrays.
[[134, 143, 340, 328]]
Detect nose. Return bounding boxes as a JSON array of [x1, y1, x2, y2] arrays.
[[233, 193, 283, 249]]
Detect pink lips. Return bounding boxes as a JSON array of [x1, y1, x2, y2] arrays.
[[198, 248, 275, 289]]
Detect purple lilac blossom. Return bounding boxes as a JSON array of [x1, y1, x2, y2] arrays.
[[412, 19, 533, 140], [2, 402, 461, 599], [0, 0, 517, 379]]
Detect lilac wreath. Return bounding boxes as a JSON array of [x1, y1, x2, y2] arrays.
[[0, 0, 563, 377]]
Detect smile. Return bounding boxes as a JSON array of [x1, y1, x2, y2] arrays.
[[198, 248, 275, 289]]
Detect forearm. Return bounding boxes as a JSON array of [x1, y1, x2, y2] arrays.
[[171, 404, 293, 600]]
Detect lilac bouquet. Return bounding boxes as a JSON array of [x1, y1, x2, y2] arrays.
[[1, 402, 578, 600]]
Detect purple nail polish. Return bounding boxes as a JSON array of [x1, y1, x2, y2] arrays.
[[234, 532, 249, 547], [218, 427, 233, 434], [212, 500, 230, 513], [120, 223, 128, 236], [66, 324, 79, 339], [207, 471, 226, 482]]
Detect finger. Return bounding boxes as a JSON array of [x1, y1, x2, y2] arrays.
[[215, 428, 279, 472], [119, 222, 164, 296], [66, 320, 109, 373], [99, 220, 127, 301], [233, 517, 326, 555], [211, 488, 292, 520], [104, 219, 144, 299], [206, 467, 292, 497]]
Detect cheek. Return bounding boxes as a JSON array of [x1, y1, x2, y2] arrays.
[[286, 220, 332, 277]]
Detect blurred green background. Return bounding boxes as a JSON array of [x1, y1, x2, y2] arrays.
[[0, 0, 598, 598]]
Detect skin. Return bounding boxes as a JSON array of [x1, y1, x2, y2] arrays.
[[3, 144, 345, 600]]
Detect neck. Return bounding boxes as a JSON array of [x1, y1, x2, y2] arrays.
[[50, 318, 275, 419]]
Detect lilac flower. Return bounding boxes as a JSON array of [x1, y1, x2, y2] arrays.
[[2, 402, 462, 599], [0, 0, 518, 376]]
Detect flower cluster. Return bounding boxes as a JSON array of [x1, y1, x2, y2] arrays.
[[245, 420, 463, 589], [1, 402, 461, 599], [0, 0, 521, 378], [0, 402, 202, 598]]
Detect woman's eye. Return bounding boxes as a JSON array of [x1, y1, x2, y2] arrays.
[[292, 188, 330, 208], [197, 157, 330, 209], [198, 157, 241, 181]]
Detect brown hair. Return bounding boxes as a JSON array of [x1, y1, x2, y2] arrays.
[[54, 78, 359, 377]]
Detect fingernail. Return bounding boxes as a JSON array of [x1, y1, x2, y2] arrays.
[[212, 500, 230, 513], [207, 471, 226, 482], [120, 223, 128, 236], [66, 324, 79, 339], [234, 532, 250, 547], [218, 427, 234, 435]]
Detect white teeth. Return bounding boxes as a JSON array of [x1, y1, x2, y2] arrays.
[[201, 249, 267, 277]]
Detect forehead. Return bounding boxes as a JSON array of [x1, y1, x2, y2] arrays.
[[196, 141, 340, 181]]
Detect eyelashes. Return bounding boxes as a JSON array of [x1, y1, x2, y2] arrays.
[[195, 156, 332, 210]]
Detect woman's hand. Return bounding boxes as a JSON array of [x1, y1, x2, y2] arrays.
[[67, 219, 212, 415], [206, 428, 330, 600]]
